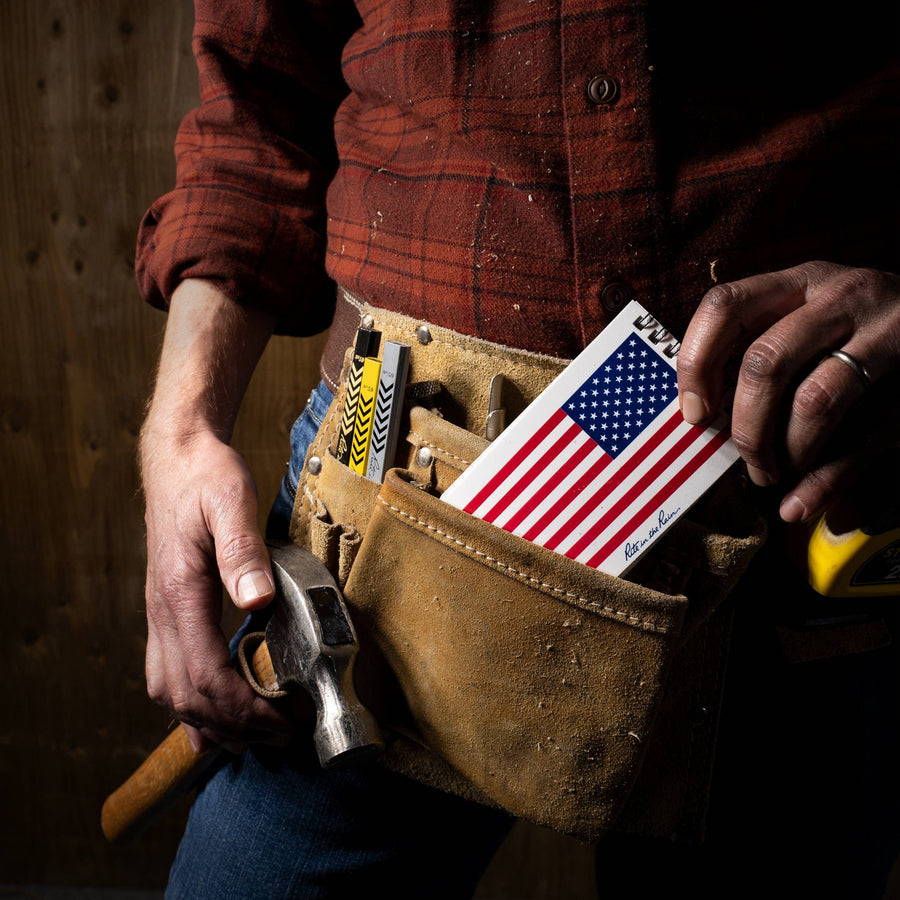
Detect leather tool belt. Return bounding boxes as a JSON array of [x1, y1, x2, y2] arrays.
[[290, 287, 767, 843]]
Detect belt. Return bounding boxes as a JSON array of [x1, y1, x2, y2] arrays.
[[320, 286, 570, 436]]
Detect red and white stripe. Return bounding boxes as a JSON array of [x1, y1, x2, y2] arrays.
[[457, 402, 732, 576]]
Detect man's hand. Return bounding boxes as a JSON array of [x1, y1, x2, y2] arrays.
[[140, 280, 292, 754], [677, 261, 900, 522]]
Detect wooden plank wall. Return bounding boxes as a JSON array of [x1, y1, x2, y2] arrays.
[[0, 0, 326, 886], [0, 0, 597, 894]]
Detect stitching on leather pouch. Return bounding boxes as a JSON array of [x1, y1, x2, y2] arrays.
[[322, 366, 340, 392], [407, 430, 473, 466], [378, 498, 671, 634]]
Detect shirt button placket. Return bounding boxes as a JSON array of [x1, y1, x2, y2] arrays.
[[562, 3, 646, 341], [586, 71, 627, 328]]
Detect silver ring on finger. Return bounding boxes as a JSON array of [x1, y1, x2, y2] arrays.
[[828, 349, 873, 391]]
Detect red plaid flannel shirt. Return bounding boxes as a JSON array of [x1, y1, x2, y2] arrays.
[[136, 0, 899, 359]]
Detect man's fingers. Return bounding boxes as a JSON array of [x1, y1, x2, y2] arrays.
[[159, 635, 292, 747], [677, 268, 811, 423], [779, 369, 900, 523], [163, 578, 291, 742], [728, 300, 860, 483], [180, 722, 210, 755], [778, 456, 858, 525], [784, 354, 868, 473], [679, 263, 900, 515], [144, 525, 290, 747], [778, 431, 875, 525], [144, 616, 168, 709]]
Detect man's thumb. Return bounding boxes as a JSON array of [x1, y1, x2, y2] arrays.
[[204, 455, 276, 611], [216, 525, 275, 612]]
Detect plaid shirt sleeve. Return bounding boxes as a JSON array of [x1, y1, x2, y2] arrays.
[[134, 0, 360, 335]]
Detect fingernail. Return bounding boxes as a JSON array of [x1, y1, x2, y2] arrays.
[[185, 728, 206, 755], [780, 495, 808, 523], [237, 569, 274, 607], [746, 465, 775, 487], [680, 391, 708, 425]]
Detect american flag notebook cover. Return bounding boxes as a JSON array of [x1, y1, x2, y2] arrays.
[[440, 301, 740, 577]]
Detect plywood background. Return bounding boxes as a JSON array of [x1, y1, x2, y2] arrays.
[[0, 0, 330, 885], [0, 1, 597, 894]]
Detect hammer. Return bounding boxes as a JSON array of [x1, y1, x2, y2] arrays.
[[101, 542, 383, 844]]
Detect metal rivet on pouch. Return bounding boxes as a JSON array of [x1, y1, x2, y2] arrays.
[[307, 455, 322, 475], [415, 447, 433, 467], [361, 315, 375, 329], [416, 324, 432, 345]]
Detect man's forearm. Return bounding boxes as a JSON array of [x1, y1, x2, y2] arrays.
[[142, 279, 277, 450]]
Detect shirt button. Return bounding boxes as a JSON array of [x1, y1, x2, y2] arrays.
[[586, 74, 620, 105], [601, 281, 632, 314]]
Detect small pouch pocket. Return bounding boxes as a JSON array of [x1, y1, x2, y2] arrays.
[[294, 394, 765, 842]]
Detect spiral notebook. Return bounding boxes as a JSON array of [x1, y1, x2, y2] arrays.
[[441, 300, 740, 576]]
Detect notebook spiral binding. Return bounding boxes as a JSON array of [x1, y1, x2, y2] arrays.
[[633, 313, 681, 359]]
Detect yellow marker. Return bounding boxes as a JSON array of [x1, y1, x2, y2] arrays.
[[336, 328, 381, 465], [349, 356, 382, 475]]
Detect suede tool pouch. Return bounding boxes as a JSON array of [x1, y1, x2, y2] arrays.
[[293, 394, 765, 842]]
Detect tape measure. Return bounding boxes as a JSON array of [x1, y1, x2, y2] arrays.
[[804, 451, 900, 599]]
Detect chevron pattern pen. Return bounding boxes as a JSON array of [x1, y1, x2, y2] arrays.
[[367, 341, 411, 482], [335, 327, 381, 465], [349, 355, 382, 474]]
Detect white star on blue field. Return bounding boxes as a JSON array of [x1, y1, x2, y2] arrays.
[[562, 336, 678, 459]]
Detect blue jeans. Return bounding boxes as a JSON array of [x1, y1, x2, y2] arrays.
[[167, 382, 514, 899], [265, 380, 334, 542]]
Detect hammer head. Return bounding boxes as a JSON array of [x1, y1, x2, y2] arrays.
[[264, 541, 384, 768]]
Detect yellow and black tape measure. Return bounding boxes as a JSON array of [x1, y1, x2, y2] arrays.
[[804, 450, 900, 599], [807, 517, 900, 598]]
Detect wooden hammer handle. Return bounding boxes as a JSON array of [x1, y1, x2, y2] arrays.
[[101, 639, 279, 844], [100, 724, 221, 845]]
